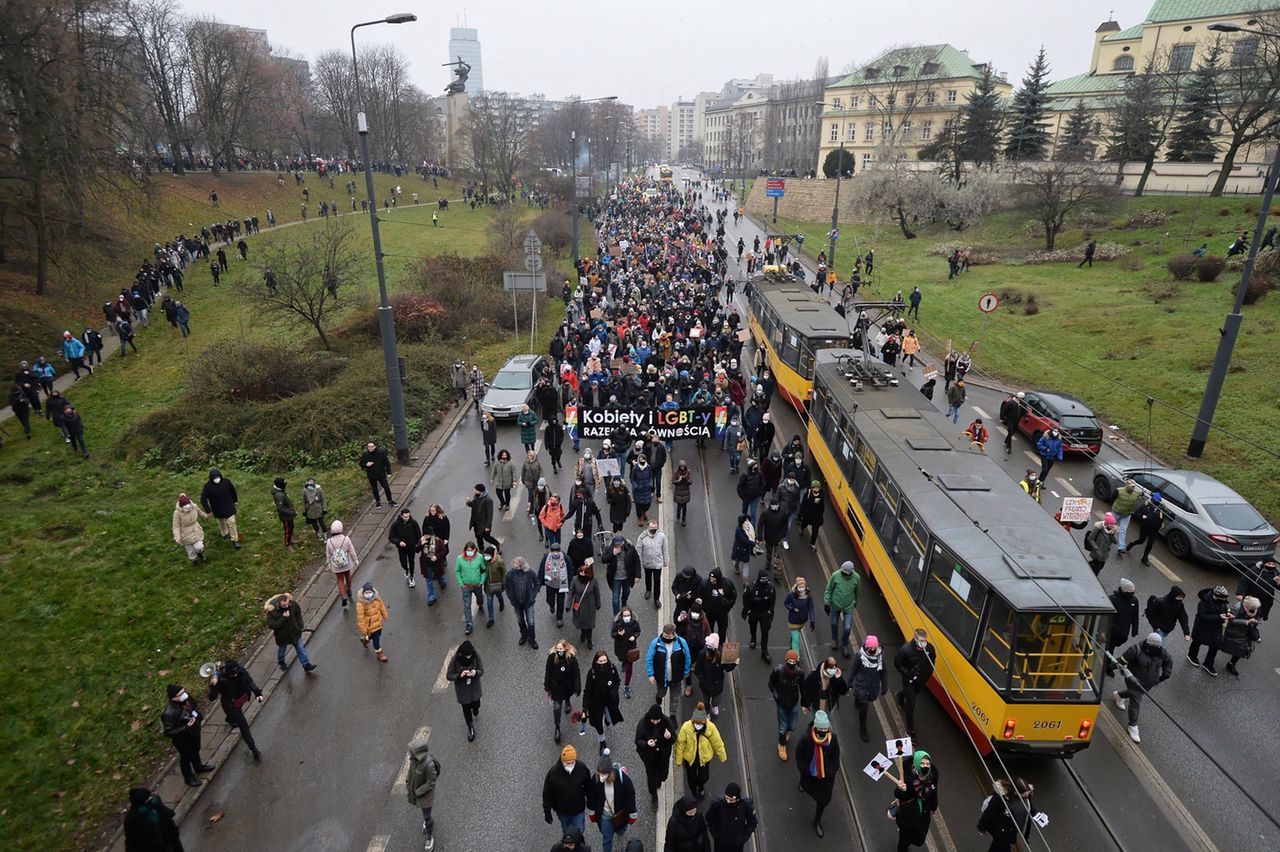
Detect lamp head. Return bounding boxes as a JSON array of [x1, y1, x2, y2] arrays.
[[385, 13, 417, 24]]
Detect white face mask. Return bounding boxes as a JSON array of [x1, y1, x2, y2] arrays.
[[563, 762, 576, 773], [916, 639, 928, 649], [622, 615, 632, 623], [363, 591, 375, 600], [825, 667, 838, 678], [212, 477, 221, 484], [599, 772, 609, 782], [176, 691, 189, 702]]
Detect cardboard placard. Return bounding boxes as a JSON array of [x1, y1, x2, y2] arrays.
[[597, 458, 622, 478], [1059, 496, 1094, 524], [721, 641, 740, 665]]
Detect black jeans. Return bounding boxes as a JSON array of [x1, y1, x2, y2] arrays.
[[898, 681, 925, 735], [675, 502, 688, 524], [225, 705, 258, 753], [484, 442, 496, 463], [644, 568, 662, 602], [747, 619, 771, 649], [496, 488, 512, 509], [396, 547, 416, 577], [172, 729, 203, 781], [367, 474, 393, 504], [1127, 527, 1159, 560], [461, 700, 481, 726]]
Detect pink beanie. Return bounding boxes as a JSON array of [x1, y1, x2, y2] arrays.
[[864, 635, 879, 649], [705, 633, 720, 651], [1104, 512, 1117, 525]]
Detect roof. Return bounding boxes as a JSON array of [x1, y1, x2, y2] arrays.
[[1044, 71, 1133, 98], [750, 281, 850, 340], [1100, 23, 1145, 41], [815, 351, 1112, 613], [828, 44, 993, 89], [1146, 0, 1280, 22]]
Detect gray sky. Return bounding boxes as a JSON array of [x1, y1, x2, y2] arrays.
[[193, 0, 1156, 105]]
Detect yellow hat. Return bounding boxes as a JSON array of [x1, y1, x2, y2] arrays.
[[561, 745, 577, 762]]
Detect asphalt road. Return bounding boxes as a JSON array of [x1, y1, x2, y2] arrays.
[[174, 172, 1278, 852]]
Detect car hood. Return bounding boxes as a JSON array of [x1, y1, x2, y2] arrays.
[[484, 388, 528, 407]]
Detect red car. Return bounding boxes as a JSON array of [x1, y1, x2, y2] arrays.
[[1016, 391, 1103, 456]]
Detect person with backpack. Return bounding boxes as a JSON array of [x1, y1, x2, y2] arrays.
[[115, 315, 139, 355], [977, 779, 1020, 852], [1124, 492, 1165, 566], [326, 520, 359, 609], [1144, 585, 1191, 642], [82, 327, 104, 365], [1082, 513, 1118, 576], [405, 732, 440, 850], [586, 750, 637, 852]]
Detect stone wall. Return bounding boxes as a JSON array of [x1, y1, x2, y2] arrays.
[[744, 178, 858, 224]]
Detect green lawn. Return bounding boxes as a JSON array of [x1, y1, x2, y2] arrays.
[[0, 173, 565, 850], [771, 195, 1280, 521]]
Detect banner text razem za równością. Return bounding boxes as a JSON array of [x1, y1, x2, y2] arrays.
[[566, 406, 728, 441]]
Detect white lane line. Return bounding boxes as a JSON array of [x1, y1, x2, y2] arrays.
[[1148, 555, 1182, 583], [973, 406, 991, 420], [432, 646, 457, 693], [1023, 449, 1040, 466], [1274, 668, 1280, 677], [393, 725, 431, 792], [1051, 491, 1061, 500], [1058, 478, 1081, 496], [366, 835, 390, 852]]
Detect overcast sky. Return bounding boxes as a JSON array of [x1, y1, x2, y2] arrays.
[[189, 0, 1156, 105]]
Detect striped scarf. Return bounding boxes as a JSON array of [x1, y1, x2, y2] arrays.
[[808, 727, 831, 780]]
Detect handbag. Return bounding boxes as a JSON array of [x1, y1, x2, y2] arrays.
[[626, 648, 641, 663], [572, 580, 591, 613], [486, 579, 504, 594], [232, 692, 250, 711]]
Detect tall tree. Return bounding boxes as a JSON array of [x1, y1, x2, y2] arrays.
[[1166, 45, 1219, 164], [249, 222, 359, 350], [1105, 51, 1190, 194], [312, 50, 358, 159], [959, 64, 1005, 166], [918, 118, 965, 186], [1004, 47, 1052, 161], [462, 92, 534, 197], [1019, 161, 1111, 250], [122, 0, 192, 173], [1207, 34, 1280, 196], [1056, 101, 1097, 161], [185, 18, 268, 174]]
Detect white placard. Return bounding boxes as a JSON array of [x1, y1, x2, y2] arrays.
[[1059, 496, 1094, 524], [886, 736, 914, 758], [863, 754, 892, 781], [1032, 812, 1050, 828], [596, 458, 621, 478]]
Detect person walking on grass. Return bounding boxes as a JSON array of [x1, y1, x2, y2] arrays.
[[271, 477, 296, 548], [208, 658, 263, 761], [357, 582, 390, 662], [63, 405, 88, 457], [123, 787, 183, 852], [359, 441, 395, 508], [405, 732, 440, 850], [264, 592, 315, 673], [200, 468, 240, 549], [1078, 239, 1097, 268], [61, 330, 92, 379], [326, 520, 359, 609], [172, 493, 208, 565], [446, 640, 485, 741]]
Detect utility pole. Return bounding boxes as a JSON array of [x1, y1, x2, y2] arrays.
[[569, 95, 617, 271]]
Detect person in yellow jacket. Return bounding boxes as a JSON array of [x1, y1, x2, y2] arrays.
[[357, 582, 390, 662], [902, 331, 921, 372], [674, 701, 727, 800]]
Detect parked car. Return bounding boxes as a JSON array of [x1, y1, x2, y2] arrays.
[[480, 354, 550, 419], [1016, 391, 1103, 456], [1093, 462, 1278, 565]]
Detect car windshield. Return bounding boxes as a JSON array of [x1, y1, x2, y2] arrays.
[[1203, 501, 1270, 532], [491, 370, 531, 391], [1059, 415, 1097, 430]]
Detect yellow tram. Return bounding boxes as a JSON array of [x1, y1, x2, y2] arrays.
[[806, 351, 1112, 756], [744, 274, 850, 410]]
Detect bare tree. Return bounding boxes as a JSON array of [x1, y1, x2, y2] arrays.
[[123, 0, 192, 173], [462, 92, 534, 197], [852, 145, 938, 238], [856, 45, 946, 150], [1206, 29, 1280, 196], [186, 17, 268, 174], [312, 49, 358, 159], [1017, 161, 1113, 250], [248, 221, 359, 349], [1103, 49, 1190, 195]]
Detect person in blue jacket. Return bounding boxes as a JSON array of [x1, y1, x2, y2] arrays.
[[645, 622, 691, 711], [630, 455, 654, 525], [1035, 428, 1063, 480], [784, 577, 816, 653], [60, 331, 92, 379]]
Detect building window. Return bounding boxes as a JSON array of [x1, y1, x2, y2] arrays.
[[1232, 38, 1259, 67], [847, 123, 857, 141], [923, 61, 940, 75], [830, 123, 838, 141], [946, 89, 957, 103], [1215, 118, 1225, 134], [832, 97, 843, 109], [1112, 55, 1134, 71], [883, 120, 893, 134], [865, 67, 880, 79], [865, 122, 875, 141], [887, 94, 896, 107], [1170, 43, 1195, 71], [869, 94, 878, 107], [901, 120, 912, 138], [893, 65, 908, 77], [943, 118, 953, 130], [849, 95, 859, 108], [921, 119, 933, 140], [925, 90, 936, 105], [906, 92, 917, 106], [862, 153, 872, 170]]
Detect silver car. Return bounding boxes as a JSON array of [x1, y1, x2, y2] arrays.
[[1092, 462, 1277, 566], [480, 354, 550, 419]]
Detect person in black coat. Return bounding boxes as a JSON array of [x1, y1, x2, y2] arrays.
[[586, 752, 638, 850], [466, 483, 501, 553], [801, 656, 850, 714], [604, 535, 641, 616], [123, 787, 183, 852], [635, 704, 678, 809], [735, 461, 765, 524], [1105, 579, 1140, 674], [1188, 586, 1232, 675], [199, 467, 240, 549], [207, 659, 263, 759], [545, 418, 566, 473], [582, 650, 625, 752], [546, 641, 583, 744], [704, 782, 757, 852], [1144, 585, 1191, 641], [895, 751, 940, 851], [160, 684, 213, 786], [794, 714, 840, 837], [729, 514, 755, 576], [665, 793, 712, 852], [8, 383, 32, 438], [977, 780, 1019, 852], [740, 572, 776, 663], [702, 567, 736, 641], [894, 629, 936, 738], [388, 508, 422, 587], [358, 440, 395, 507], [1236, 559, 1279, 622], [607, 480, 632, 533], [795, 481, 826, 550], [543, 746, 592, 833]]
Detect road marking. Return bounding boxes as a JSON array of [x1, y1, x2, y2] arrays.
[[392, 725, 431, 792], [366, 835, 390, 852], [1058, 478, 1080, 496], [1023, 450, 1040, 466], [1148, 555, 1182, 583], [1051, 490, 1061, 499], [432, 647, 457, 693], [972, 406, 991, 420]]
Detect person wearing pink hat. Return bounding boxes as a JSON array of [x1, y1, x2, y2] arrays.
[[848, 635, 889, 742], [1084, 513, 1119, 577]]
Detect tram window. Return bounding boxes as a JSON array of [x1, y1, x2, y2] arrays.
[[871, 468, 899, 536], [799, 340, 816, 378], [1004, 612, 1107, 702], [781, 332, 802, 369], [922, 544, 986, 654], [853, 440, 876, 506], [838, 438, 857, 482], [978, 596, 1016, 691], [890, 503, 926, 586], [811, 388, 829, 434]]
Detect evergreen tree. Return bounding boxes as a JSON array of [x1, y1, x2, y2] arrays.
[[1057, 101, 1098, 161], [1166, 47, 1219, 162], [1004, 47, 1052, 161], [959, 65, 1004, 166]]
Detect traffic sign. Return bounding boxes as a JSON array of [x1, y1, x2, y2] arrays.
[[503, 272, 547, 292], [523, 229, 542, 252], [524, 251, 543, 273], [766, 177, 786, 198], [978, 292, 1000, 313]]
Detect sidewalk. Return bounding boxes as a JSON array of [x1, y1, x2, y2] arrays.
[[99, 400, 470, 852]]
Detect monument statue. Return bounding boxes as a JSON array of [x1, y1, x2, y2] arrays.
[[444, 56, 470, 95]]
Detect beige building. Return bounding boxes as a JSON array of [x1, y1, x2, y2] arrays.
[[817, 45, 1011, 175], [633, 105, 669, 163], [669, 97, 696, 162], [1044, 0, 1280, 165]]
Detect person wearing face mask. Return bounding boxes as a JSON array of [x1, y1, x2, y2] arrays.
[[541, 493, 568, 550], [635, 704, 678, 810], [768, 649, 805, 761], [545, 640, 583, 744], [795, 480, 825, 552], [1112, 631, 1173, 743], [172, 492, 209, 565], [356, 582, 390, 662], [629, 453, 654, 525], [894, 629, 936, 738], [586, 750, 637, 852], [665, 793, 712, 852], [545, 417, 566, 474], [740, 571, 777, 663], [543, 542, 572, 626], [567, 526, 595, 574], [636, 522, 670, 609], [123, 787, 183, 851], [567, 483, 605, 540], [264, 592, 316, 673], [199, 467, 240, 549], [757, 499, 788, 579], [1215, 595, 1262, 678], [576, 447, 600, 494], [583, 651, 625, 753], [795, 710, 840, 837], [802, 655, 849, 718], [530, 478, 553, 542], [480, 410, 497, 465], [1105, 579, 1140, 675], [207, 658, 264, 760], [612, 607, 642, 698], [466, 483, 501, 553], [572, 563, 603, 649], [606, 479, 633, 534], [783, 578, 815, 654], [505, 555, 541, 649], [894, 751, 940, 852], [671, 565, 707, 619], [703, 568, 737, 642], [302, 477, 327, 540], [693, 633, 738, 719], [161, 684, 213, 787], [848, 635, 889, 742], [405, 732, 440, 850], [675, 702, 727, 801], [824, 560, 861, 658], [604, 534, 641, 615], [672, 460, 694, 526], [543, 744, 592, 836], [705, 781, 758, 852], [482, 545, 507, 628], [446, 640, 485, 741], [729, 513, 757, 579], [677, 605, 712, 695], [455, 541, 487, 636], [491, 449, 515, 510], [517, 403, 540, 452], [646, 622, 691, 710], [522, 449, 544, 508], [326, 520, 359, 608]]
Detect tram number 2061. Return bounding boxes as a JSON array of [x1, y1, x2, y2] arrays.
[[1032, 720, 1063, 730]]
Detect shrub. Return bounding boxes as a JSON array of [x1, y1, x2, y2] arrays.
[[1119, 254, 1143, 271], [1219, 207, 1233, 216], [1233, 274, 1275, 305], [997, 288, 1025, 305], [185, 340, 345, 402], [1195, 256, 1226, 282], [1021, 242, 1128, 265], [1123, 209, 1170, 229], [411, 252, 517, 335], [384, 293, 448, 342], [532, 208, 573, 258], [1166, 254, 1198, 280], [1024, 295, 1040, 316]]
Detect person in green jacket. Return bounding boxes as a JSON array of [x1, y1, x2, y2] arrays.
[[482, 544, 507, 628], [517, 404, 539, 452], [1111, 479, 1140, 556], [405, 733, 440, 850], [824, 561, 861, 657], [491, 448, 516, 510], [456, 541, 488, 636], [271, 477, 297, 548], [302, 477, 327, 540]]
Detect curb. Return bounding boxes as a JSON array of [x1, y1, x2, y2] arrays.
[[99, 400, 471, 851]]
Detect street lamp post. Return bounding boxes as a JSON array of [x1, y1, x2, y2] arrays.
[[569, 95, 618, 273], [1187, 23, 1280, 457], [817, 101, 847, 269], [351, 13, 417, 464]]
